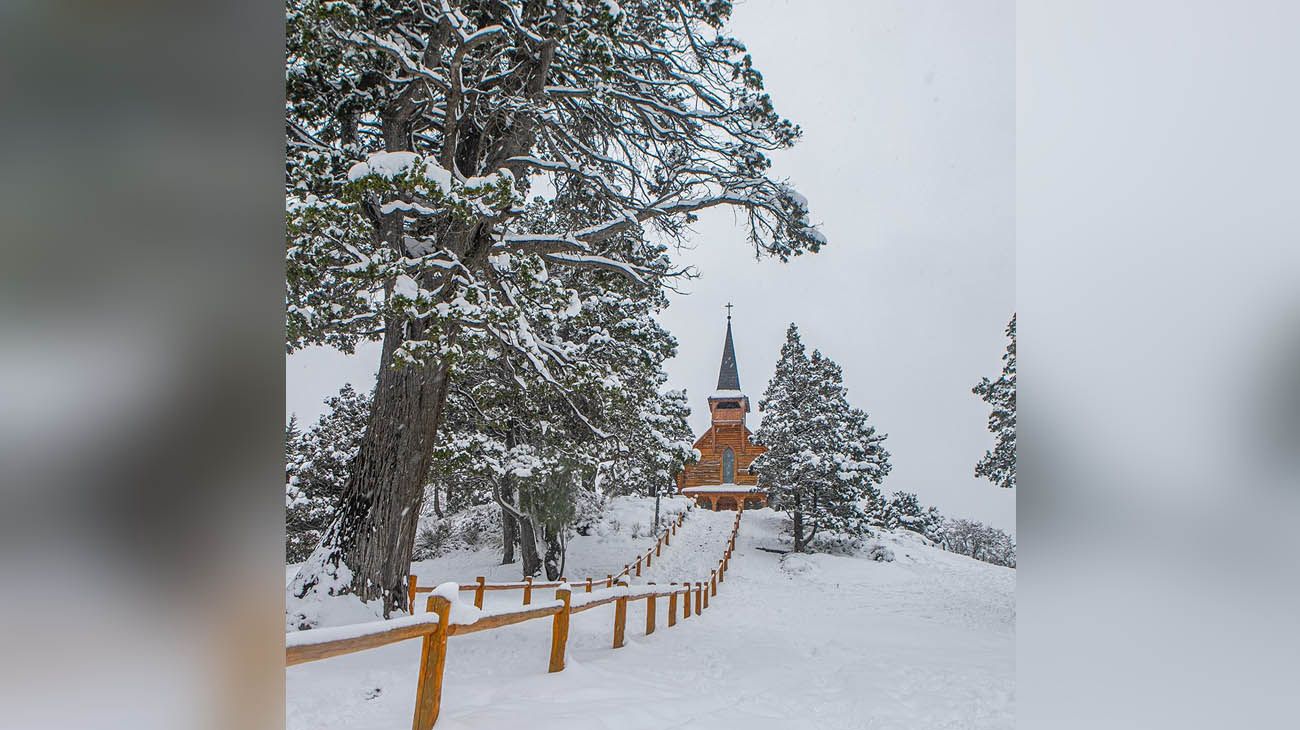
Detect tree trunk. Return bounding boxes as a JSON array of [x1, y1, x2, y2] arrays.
[[518, 514, 543, 577], [501, 504, 518, 565], [290, 94, 527, 618], [543, 524, 564, 581], [291, 311, 457, 617], [792, 491, 805, 552]]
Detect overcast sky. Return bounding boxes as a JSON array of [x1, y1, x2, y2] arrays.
[[287, 0, 1016, 533]]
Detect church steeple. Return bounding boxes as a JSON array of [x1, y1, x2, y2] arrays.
[[716, 309, 741, 391], [708, 306, 749, 423]]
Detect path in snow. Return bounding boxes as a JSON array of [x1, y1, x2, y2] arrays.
[[287, 503, 1014, 730]]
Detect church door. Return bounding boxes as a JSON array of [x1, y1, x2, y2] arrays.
[[722, 447, 735, 483]]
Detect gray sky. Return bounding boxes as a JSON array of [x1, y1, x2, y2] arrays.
[[287, 0, 1016, 533]]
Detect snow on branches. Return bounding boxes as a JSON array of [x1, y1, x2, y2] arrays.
[[752, 324, 892, 552], [286, 0, 825, 373], [973, 314, 1016, 489]]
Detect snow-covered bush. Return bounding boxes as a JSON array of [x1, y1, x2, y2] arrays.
[[865, 541, 895, 562], [779, 552, 819, 577], [413, 503, 503, 560], [807, 530, 868, 555], [941, 518, 1016, 568]]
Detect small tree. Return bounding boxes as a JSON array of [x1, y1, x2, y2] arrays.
[[285, 385, 372, 563], [942, 518, 1016, 568], [974, 314, 1016, 488]]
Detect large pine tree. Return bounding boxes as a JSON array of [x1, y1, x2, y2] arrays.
[[286, 0, 825, 614], [974, 314, 1016, 489], [752, 326, 890, 552]]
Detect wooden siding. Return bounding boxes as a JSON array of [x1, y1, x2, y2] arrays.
[[678, 422, 767, 490]]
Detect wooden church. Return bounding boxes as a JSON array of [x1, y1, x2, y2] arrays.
[[676, 311, 769, 511]]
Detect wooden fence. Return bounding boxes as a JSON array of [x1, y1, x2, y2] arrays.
[[406, 510, 689, 612], [286, 510, 743, 730]]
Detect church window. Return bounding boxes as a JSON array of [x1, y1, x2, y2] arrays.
[[722, 447, 735, 483]]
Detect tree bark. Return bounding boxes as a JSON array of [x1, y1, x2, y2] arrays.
[[501, 503, 518, 565], [543, 524, 564, 581], [518, 514, 543, 577], [792, 491, 805, 553]]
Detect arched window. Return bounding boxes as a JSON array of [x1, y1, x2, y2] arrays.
[[722, 447, 735, 483]]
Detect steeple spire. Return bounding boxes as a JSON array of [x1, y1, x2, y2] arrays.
[[716, 308, 741, 391]]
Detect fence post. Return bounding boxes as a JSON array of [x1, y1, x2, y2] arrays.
[[646, 550, 652, 568], [523, 576, 533, 606], [656, 539, 662, 556], [411, 595, 451, 730], [711, 570, 718, 596], [585, 577, 592, 593], [695, 582, 703, 613], [645, 589, 656, 635], [607, 574, 613, 588], [703, 579, 710, 609], [668, 585, 678, 627], [407, 575, 418, 615], [548, 587, 572, 673], [683, 582, 692, 618], [613, 593, 628, 649], [665, 527, 671, 545], [635, 556, 642, 576], [474, 576, 485, 609], [718, 560, 725, 583]]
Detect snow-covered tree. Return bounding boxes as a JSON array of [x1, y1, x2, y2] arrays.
[[879, 491, 945, 542], [753, 326, 890, 552], [285, 385, 372, 563], [941, 518, 1016, 568], [286, 0, 825, 614], [417, 197, 695, 580], [974, 314, 1016, 489]]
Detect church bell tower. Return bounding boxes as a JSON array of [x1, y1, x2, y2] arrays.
[[676, 306, 769, 511]]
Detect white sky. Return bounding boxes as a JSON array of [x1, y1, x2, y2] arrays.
[[286, 0, 1016, 534]]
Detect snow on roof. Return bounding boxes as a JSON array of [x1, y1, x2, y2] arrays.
[[681, 484, 765, 494], [709, 389, 746, 399]]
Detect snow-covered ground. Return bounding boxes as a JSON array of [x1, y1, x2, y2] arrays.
[[287, 499, 1014, 729]]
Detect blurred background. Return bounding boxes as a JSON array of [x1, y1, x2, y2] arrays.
[[0, 1, 1296, 729]]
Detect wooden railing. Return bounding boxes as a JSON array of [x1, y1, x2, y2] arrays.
[[407, 509, 690, 612], [286, 509, 743, 730]]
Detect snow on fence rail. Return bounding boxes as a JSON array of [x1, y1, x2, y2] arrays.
[[407, 509, 689, 612], [285, 510, 743, 730]]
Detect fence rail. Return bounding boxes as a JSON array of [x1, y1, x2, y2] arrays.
[[408, 509, 690, 611], [286, 509, 743, 730]]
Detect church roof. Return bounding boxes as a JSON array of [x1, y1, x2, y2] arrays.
[[716, 318, 741, 391]]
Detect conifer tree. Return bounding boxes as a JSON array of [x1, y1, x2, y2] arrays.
[[973, 314, 1016, 489], [418, 198, 694, 580], [286, 0, 825, 613], [753, 326, 890, 552], [285, 385, 373, 563]]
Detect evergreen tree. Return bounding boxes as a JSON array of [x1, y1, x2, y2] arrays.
[[419, 198, 694, 580], [880, 491, 945, 542], [753, 326, 890, 552], [286, 0, 825, 613], [974, 314, 1016, 488], [285, 385, 372, 563]]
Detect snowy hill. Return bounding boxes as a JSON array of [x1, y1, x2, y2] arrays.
[[287, 499, 1014, 729]]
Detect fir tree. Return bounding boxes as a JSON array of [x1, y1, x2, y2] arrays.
[[285, 385, 372, 563], [974, 314, 1016, 488], [753, 326, 890, 552], [286, 0, 825, 613]]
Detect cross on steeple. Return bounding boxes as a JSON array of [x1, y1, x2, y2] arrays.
[[725, 302, 734, 320]]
